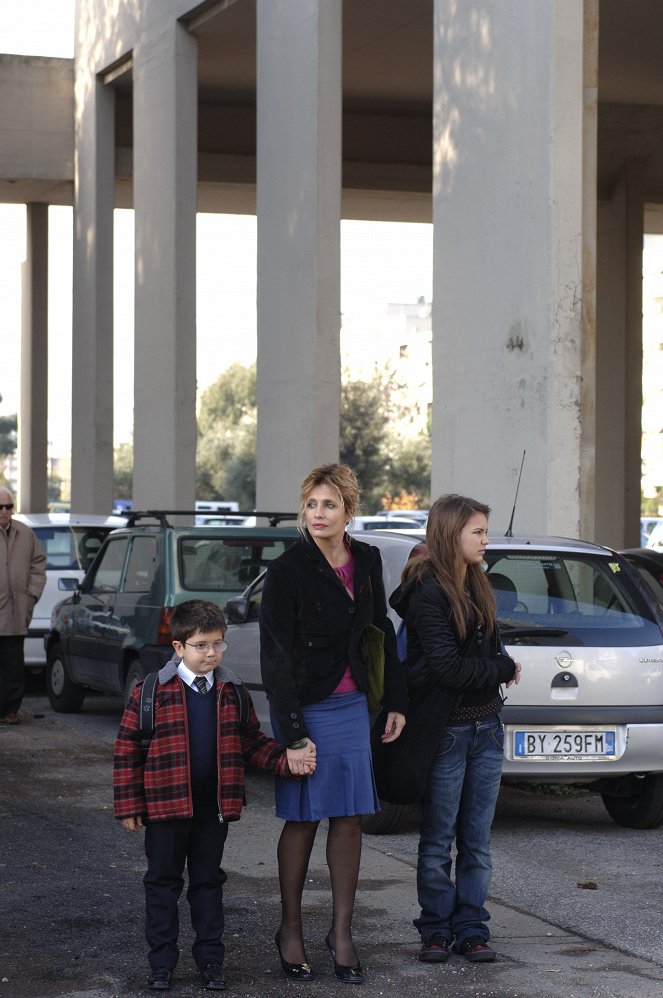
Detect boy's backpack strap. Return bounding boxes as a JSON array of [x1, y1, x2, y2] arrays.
[[233, 681, 251, 732], [221, 666, 251, 732], [139, 671, 159, 756]]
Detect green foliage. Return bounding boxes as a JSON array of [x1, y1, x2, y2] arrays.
[[113, 441, 134, 499], [196, 365, 257, 509], [195, 363, 432, 513], [387, 433, 431, 507], [0, 412, 17, 458]]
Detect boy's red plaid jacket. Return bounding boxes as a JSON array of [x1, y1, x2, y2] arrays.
[[113, 659, 289, 822]]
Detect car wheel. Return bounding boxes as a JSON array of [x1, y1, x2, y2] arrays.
[[46, 645, 85, 713], [361, 801, 414, 835], [123, 660, 145, 705], [601, 774, 663, 829]]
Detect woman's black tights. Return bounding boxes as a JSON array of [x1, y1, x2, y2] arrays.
[[276, 814, 362, 967]]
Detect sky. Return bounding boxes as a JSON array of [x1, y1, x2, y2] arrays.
[[0, 0, 433, 452]]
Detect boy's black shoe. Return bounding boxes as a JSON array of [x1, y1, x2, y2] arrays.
[[453, 936, 496, 962], [419, 935, 450, 962], [200, 961, 226, 990], [147, 967, 173, 990]]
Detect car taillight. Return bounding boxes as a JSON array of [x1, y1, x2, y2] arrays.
[[157, 607, 174, 645]]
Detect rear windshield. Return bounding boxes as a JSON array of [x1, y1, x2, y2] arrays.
[[485, 551, 663, 647], [178, 534, 296, 594], [33, 526, 114, 572]]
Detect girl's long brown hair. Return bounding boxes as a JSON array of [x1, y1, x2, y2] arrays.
[[401, 493, 496, 641]]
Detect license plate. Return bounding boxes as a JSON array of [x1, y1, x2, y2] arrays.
[[514, 730, 616, 758]]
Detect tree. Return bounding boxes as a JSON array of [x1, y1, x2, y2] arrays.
[[114, 441, 134, 499], [0, 394, 17, 459], [196, 364, 257, 508], [385, 432, 431, 507], [340, 370, 400, 509]]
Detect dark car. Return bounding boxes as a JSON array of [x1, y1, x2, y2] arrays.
[[45, 512, 299, 712], [620, 548, 663, 608]]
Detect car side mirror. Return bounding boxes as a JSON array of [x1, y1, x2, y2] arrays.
[[58, 577, 80, 592], [225, 596, 250, 624]]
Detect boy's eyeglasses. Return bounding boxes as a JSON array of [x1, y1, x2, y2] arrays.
[[0, 504, 14, 510], [185, 640, 227, 654]]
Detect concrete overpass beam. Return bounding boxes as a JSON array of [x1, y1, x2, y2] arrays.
[[431, 0, 597, 536], [19, 204, 49, 513], [255, 0, 342, 510], [132, 22, 198, 511], [71, 76, 115, 514]]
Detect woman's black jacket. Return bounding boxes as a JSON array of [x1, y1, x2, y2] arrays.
[[259, 533, 408, 746]]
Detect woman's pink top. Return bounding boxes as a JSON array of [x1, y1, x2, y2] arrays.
[[332, 554, 360, 693]]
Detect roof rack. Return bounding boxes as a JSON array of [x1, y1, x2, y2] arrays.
[[122, 510, 298, 528]]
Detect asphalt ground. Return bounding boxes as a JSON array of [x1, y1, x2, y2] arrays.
[[1, 687, 663, 997]]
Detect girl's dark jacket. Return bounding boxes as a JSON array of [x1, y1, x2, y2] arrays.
[[259, 533, 408, 746], [389, 570, 516, 723]]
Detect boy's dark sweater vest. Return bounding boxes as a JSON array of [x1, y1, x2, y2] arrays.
[[184, 683, 218, 812]]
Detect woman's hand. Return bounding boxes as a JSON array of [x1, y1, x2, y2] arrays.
[[286, 738, 317, 776], [506, 661, 522, 688], [381, 712, 406, 743]]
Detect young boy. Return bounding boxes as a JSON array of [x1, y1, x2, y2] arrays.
[[113, 599, 315, 992]]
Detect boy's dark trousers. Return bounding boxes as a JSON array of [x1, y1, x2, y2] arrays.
[[143, 810, 229, 971]]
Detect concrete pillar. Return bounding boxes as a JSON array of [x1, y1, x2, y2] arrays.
[[255, 0, 342, 511], [71, 76, 115, 514], [132, 22, 197, 511], [19, 203, 49, 513], [431, 0, 597, 537], [595, 164, 644, 548]]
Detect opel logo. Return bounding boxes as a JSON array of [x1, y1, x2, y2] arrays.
[[556, 651, 574, 669]]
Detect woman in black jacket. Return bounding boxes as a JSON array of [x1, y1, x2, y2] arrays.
[[390, 494, 520, 965], [260, 463, 407, 983]]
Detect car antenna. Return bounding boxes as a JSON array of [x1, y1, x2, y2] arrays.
[[505, 450, 526, 537]]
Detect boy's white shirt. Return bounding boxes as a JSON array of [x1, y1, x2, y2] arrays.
[[176, 660, 214, 691]]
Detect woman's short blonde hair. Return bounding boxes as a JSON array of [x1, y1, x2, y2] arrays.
[[298, 463, 360, 532]]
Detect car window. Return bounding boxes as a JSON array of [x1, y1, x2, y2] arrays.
[[239, 575, 264, 621], [486, 551, 662, 646], [634, 566, 663, 607], [88, 537, 130, 592], [33, 526, 113, 571], [122, 536, 158, 593], [178, 535, 295, 593]]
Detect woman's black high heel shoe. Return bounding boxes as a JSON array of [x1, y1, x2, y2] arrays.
[[325, 934, 363, 984], [275, 930, 314, 981]]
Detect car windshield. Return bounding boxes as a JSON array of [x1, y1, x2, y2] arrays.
[[485, 550, 663, 647], [33, 526, 113, 571], [178, 535, 295, 593]]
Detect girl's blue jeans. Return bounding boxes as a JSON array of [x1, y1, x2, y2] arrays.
[[414, 715, 503, 946]]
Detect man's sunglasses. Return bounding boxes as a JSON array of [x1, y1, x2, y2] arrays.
[[0, 504, 14, 511]]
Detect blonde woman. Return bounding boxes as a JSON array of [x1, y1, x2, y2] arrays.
[[260, 463, 407, 983]]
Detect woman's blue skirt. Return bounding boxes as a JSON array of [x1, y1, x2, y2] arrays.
[[271, 691, 380, 821]]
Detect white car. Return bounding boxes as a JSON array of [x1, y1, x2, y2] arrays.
[[15, 513, 125, 669], [224, 529, 663, 831], [647, 520, 663, 552]]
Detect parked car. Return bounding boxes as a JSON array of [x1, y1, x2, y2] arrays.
[[641, 516, 663, 547], [646, 520, 663, 552], [350, 515, 425, 531], [374, 509, 428, 526], [487, 536, 663, 829], [229, 529, 663, 832], [14, 513, 125, 670], [44, 513, 299, 711], [620, 547, 663, 608]]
